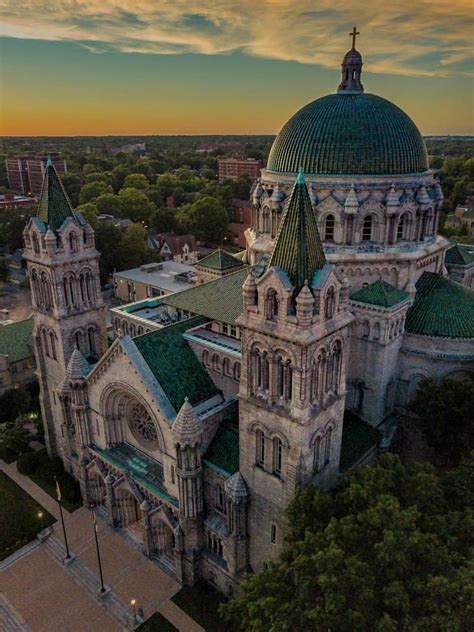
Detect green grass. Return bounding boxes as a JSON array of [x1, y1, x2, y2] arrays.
[[171, 581, 233, 632], [0, 471, 55, 560], [21, 449, 82, 512], [138, 611, 178, 631]]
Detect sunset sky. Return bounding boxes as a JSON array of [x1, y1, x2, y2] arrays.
[[1, 0, 473, 136]]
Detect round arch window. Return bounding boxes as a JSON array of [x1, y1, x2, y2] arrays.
[[127, 401, 159, 449]]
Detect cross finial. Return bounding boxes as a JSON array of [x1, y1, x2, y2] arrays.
[[349, 26, 360, 49]]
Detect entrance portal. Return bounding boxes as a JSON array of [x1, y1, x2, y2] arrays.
[[115, 488, 140, 527]]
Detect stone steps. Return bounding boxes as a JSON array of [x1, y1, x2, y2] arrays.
[[0, 539, 40, 572], [42, 535, 137, 630], [0, 595, 29, 632]]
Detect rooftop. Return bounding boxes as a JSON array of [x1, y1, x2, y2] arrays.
[[133, 316, 219, 412], [339, 414, 381, 473], [114, 261, 198, 295], [445, 243, 474, 267], [37, 160, 76, 231], [350, 279, 410, 308], [203, 417, 240, 476], [0, 318, 34, 363], [196, 249, 244, 273], [161, 266, 250, 325], [405, 272, 474, 339]]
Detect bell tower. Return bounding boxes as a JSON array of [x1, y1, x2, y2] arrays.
[[338, 26, 364, 93], [237, 172, 353, 570], [23, 160, 107, 460]]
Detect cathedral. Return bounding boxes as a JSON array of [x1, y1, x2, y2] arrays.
[[23, 39, 474, 594]]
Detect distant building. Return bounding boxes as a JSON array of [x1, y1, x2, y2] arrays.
[[197, 142, 246, 154], [445, 198, 474, 236], [0, 193, 36, 210], [5, 154, 67, 196], [195, 249, 244, 278], [218, 158, 263, 183], [0, 319, 36, 395], [445, 243, 474, 288], [97, 214, 133, 230], [111, 143, 146, 155], [150, 233, 198, 264], [113, 261, 199, 303], [229, 198, 252, 248], [4, 249, 27, 284]]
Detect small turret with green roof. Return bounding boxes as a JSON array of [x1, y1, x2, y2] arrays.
[[268, 170, 326, 295], [37, 158, 76, 232]]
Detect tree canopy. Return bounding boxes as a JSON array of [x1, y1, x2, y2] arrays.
[[222, 453, 474, 632]]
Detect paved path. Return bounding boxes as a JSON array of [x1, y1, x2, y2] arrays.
[[0, 461, 204, 631]]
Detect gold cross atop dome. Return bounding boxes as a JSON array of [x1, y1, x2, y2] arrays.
[[349, 26, 360, 49]]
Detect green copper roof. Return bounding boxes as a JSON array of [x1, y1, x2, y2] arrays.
[[267, 93, 428, 176], [37, 160, 76, 231], [405, 272, 474, 339], [197, 249, 244, 272], [350, 279, 410, 308], [339, 414, 381, 473], [0, 318, 34, 363], [134, 316, 219, 411], [203, 417, 240, 476], [268, 172, 326, 293], [162, 267, 250, 325], [445, 243, 474, 267]]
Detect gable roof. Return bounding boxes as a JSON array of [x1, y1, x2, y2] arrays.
[[37, 160, 76, 232], [350, 279, 410, 308], [268, 171, 326, 294], [159, 233, 196, 255], [133, 316, 219, 411], [0, 318, 34, 363], [405, 272, 474, 338], [445, 243, 474, 267], [203, 416, 240, 476], [161, 266, 249, 325], [196, 249, 244, 273]]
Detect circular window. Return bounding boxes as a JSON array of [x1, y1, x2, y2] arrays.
[[128, 402, 159, 449]]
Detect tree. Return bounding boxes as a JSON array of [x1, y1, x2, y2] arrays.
[[120, 224, 160, 270], [410, 377, 474, 466], [0, 256, 9, 281], [118, 187, 156, 223], [94, 222, 123, 281], [186, 196, 229, 243], [0, 388, 32, 423], [60, 172, 83, 207], [75, 202, 99, 228], [78, 181, 113, 205], [94, 193, 123, 217], [221, 454, 474, 632], [123, 173, 149, 190], [150, 207, 176, 233]]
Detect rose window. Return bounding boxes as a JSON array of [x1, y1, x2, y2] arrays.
[[128, 402, 158, 449]]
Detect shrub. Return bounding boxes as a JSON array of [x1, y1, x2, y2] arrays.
[[17, 451, 41, 475]]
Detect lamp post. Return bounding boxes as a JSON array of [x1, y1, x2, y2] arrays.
[[130, 598, 138, 625], [54, 476, 71, 560], [90, 506, 106, 594], [37, 510, 44, 532]]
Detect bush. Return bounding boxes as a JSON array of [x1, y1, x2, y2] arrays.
[[17, 451, 41, 475]]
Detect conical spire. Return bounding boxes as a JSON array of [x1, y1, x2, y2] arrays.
[[66, 349, 89, 380], [268, 171, 326, 294], [37, 159, 76, 232], [173, 397, 201, 442]]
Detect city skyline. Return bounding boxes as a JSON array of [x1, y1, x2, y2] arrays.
[[1, 1, 473, 136]]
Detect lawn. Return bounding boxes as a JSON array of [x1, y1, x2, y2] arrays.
[[171, 581, 234, 632], [0, 471, 55, 560], [138, 611, 178, 631], [17, 449, 82, 512]]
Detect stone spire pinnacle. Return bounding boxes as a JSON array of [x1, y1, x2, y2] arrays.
[[37, 160, 76, 232], [337, 27, 364, 93], [66, 349, 90, 380], [173, 397, 202, 443], [268, 171, 326, 295]]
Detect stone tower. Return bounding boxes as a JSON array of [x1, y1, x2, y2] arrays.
[[237, 172, 353, 570], [23, 160, 107, 464]]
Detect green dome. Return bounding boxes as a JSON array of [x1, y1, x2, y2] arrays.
[[267, 93, 429, 176]]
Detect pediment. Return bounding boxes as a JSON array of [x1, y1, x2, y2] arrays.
[[316, 195, 344, 214]]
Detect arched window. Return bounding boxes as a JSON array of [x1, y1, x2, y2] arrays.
[[256, 429, 265, 467], [313, 436, 321, 472], [276, 356, 292, 401], [265, 288, 278, 320], [202, 350, 209, 366], [42, 329, 49, 357], [69, 232, 78, 252], [325, 287, 336, 319], [233, 362, 241, 381], [256, 351, 269, 392], [41, 272, 52, 310], [397, 213, 407, 240], [362, 215, 373, 241], [32, 233, 40, 254], [85, 272, 92, 302], [87, 327, 96, 356], [324, 214, 335, 241], [361, 321, 370, 338], [263, 208, 270, 233], [373, 322, 381, 340], [79, 274, 85, 302], [324, 427, 333, 465], [223, 357, 230, 376], [49, 332, 57, 360], [212, 353, 220, 372], [272, 437, 283, 477], [311, 353, 325, 403], [74, 331, 82, 351], [63, 278, 70, 307]]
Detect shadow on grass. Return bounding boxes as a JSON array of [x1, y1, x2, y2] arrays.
[[171, 581, 236, 632], [138, 610, 178, 631]]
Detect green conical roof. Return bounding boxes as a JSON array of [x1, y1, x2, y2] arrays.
[[350, 279, 410, 308], [268, 171, 326, 293], [37, 159, 75, 231], [197, 249, 243, 272]]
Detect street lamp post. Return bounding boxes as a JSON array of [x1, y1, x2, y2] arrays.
[[37, 510, 44, 532], [90, 506, 106, 594], [130, 598, 138, 625], [54, 476, 71, 560]]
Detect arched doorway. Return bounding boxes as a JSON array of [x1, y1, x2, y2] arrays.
[[115, 488, 140, 527]]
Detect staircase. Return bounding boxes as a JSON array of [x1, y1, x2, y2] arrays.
[[0, 595, 29, 632]]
